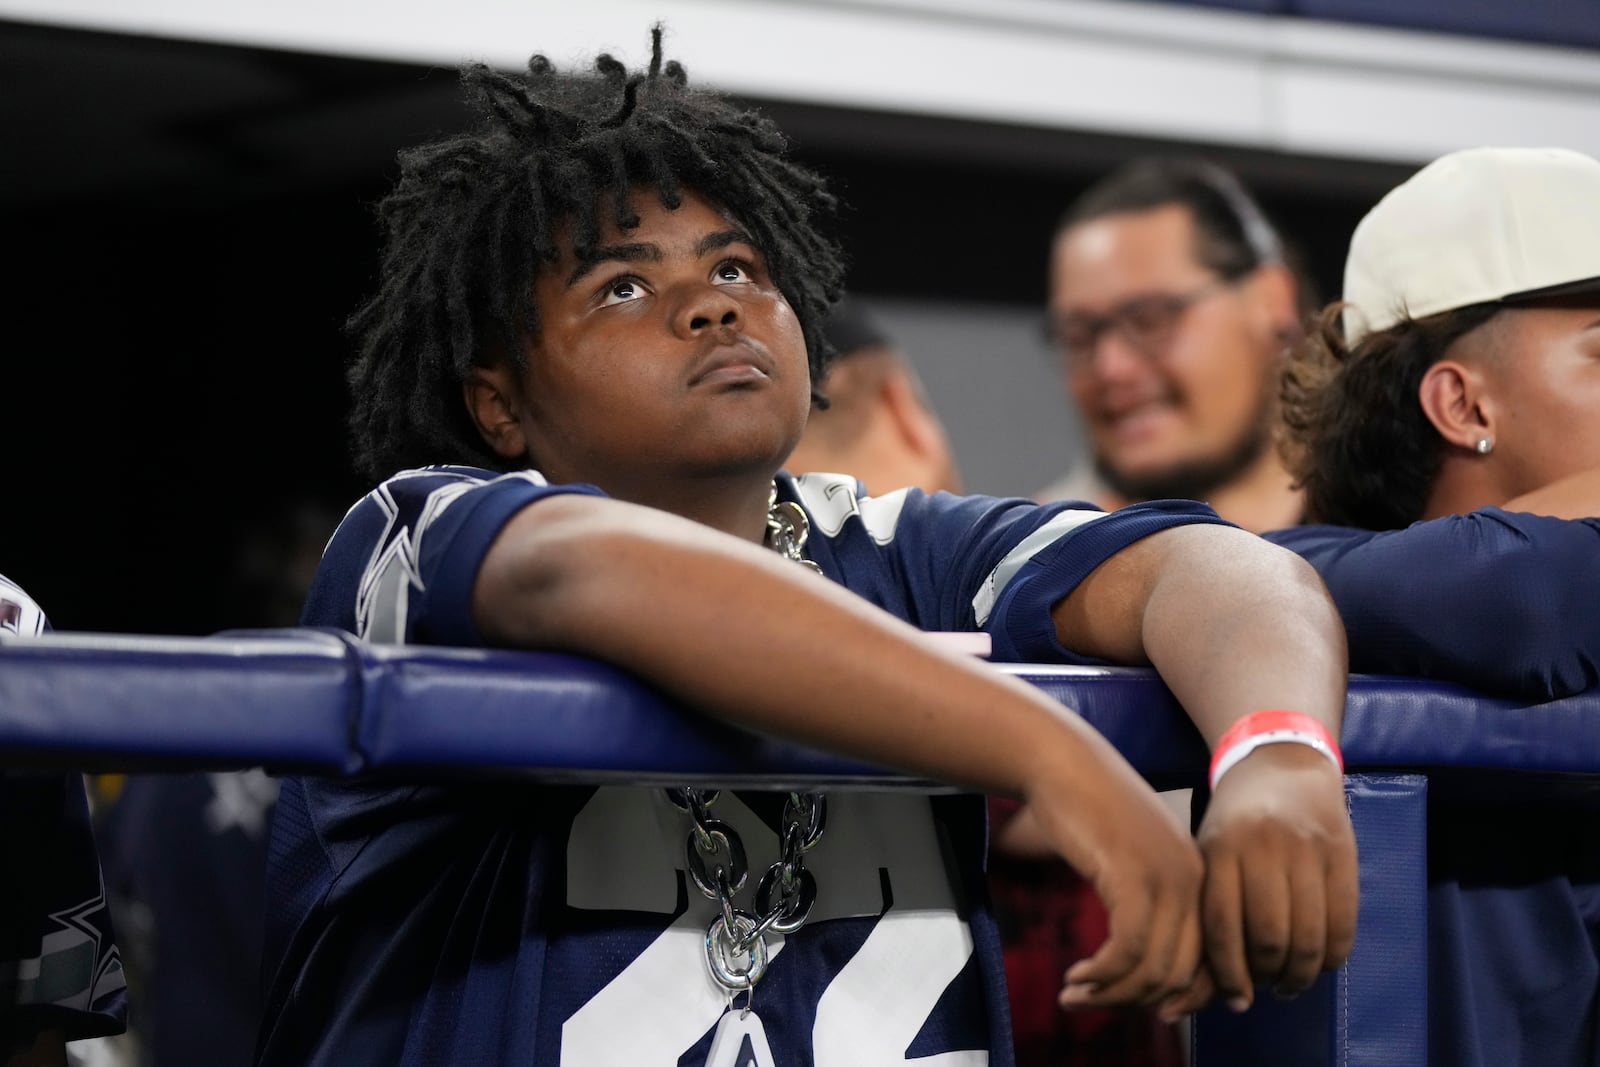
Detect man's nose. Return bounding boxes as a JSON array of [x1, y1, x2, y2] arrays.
[[675, 282, 740, 336]]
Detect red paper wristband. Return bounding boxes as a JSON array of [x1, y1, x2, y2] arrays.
[[1208, 709, 1344, 791]]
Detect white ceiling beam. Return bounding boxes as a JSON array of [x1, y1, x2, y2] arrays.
[[4, 0, 1599, 164]]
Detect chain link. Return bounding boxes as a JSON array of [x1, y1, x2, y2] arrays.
[[765, 485, 824, 576], [667, 482, 827, 997], [668, 785, 826, 993]]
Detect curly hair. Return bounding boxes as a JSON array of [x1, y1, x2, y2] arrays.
[[1280, 302, 1502, 529], [346, 27, 846, 479]]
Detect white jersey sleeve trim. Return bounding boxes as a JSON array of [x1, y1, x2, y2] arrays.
[[971, 509, 1106, 627]]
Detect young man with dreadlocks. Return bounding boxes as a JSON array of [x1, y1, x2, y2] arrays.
[[257, 32, 1356, 1066]]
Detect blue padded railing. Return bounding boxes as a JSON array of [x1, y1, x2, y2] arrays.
[[5, 627, 1599, 781], [4, 627, 1598, 1066], [0, 630, 362, 773]]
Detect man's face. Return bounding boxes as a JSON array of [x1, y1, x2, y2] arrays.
[[491, 188, 812, 499], [1048, 203, 1286, 500], [1479, 300, 1600, 496]]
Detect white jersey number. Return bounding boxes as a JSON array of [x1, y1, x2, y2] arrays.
[[559, 789, 987, 1066]]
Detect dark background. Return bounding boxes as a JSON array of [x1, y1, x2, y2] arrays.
[[1, 21, 1403, 634]]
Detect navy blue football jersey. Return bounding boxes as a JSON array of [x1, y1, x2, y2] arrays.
[[0, 574, 128, 1043], [258, 469, 1224, 1066]]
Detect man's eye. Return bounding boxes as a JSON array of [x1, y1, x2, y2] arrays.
[[1054, 320, 1097, 355], [1120, 300, 1178, 340], [601, 278, 642, 306], [714, 260, 752, 284]]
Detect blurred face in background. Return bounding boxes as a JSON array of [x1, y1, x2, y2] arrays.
[[1048, 203, 1292, 502]]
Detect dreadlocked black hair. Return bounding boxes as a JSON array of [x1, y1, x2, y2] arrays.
[[346, 27, 846, 479]]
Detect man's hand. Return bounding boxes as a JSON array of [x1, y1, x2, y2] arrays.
[[1021, 759, 1207, 1012], [1162, 744, 1358, 1016], [1051, 521, 1356, 1018]]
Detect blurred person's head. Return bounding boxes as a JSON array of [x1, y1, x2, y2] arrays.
[[1281, 146, 1600, 529], [784, 296, 962, 495], [1046, 158, 1302, 525]]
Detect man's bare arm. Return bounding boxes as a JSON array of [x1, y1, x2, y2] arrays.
[[473, 493, 1205, 1007], [1052, 524, 1357, 1015]]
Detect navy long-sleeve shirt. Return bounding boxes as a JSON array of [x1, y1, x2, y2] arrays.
[[1266, 507, 1600, 701]]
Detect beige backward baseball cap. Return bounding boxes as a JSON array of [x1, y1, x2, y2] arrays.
[[1343, 146, 1600, 344]]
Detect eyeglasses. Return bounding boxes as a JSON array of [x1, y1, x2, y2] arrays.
[[1043, 276, 1239, 371]]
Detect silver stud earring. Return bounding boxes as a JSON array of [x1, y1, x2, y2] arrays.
[[1475, 437, 1494, 455]]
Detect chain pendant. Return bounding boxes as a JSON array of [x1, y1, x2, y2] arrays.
[[704, 1008, 777, 1067], [765, 483, 824, 575], [672, 482, 829, 1045]]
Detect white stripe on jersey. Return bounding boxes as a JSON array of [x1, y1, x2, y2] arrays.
[[971, 509, 1106, 627]]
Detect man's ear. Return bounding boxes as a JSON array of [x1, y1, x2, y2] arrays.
[[464, 366, 531, 461], [879, 364, 951, 466], [1418, 360, 1494, 452]]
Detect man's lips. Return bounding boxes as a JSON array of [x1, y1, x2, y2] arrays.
[[1099, 398, 1179, 443], [688, 337, 773, 387]]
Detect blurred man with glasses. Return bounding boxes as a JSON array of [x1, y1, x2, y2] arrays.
[[998, 158, 1309, 1066], [1037, 157, 1306, 534]]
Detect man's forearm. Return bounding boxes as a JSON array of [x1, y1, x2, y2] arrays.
[[1050, 523, 1346, 746], [1140, 531, 1346, 748], [474, 494, 1127, 802]]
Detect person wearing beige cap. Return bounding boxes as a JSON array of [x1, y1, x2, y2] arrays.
[[1269, 145, 1600, 1067], [1283, 145, 1600, 532]]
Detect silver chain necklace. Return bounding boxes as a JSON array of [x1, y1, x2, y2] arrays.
[[665, 481, 828, 1017], [764, 481, 823, 576]]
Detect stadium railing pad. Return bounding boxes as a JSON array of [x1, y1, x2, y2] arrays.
[[5, 627, 1599, 1064]]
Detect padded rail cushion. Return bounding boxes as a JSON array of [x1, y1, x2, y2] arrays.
[[358, 649, 1600, 783], [1341, 674, 1600, 773], [4, 629, 1600, 780], [1028, 667, 1600, 778], [354, 642, 923, 788], [0, 630, 360, 773]]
